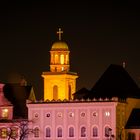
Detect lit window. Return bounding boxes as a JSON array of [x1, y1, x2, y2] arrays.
[[34, 127, 39, 138], [11, 127, 18, 138], [57, 127, 62, 137], [2, 109, 9, 118], [69, 127, 74, 137], [46, 127, 51, 137], [60, 54, 64, 64], [69, 112, 74, 117], [61, 67, 64, 71], [0, 128, 8, 138], [105, 111, 110, 117], [93, 126, 98, 137], [66, 54, 68, 64], [55, 54, 59, 64], [81, 127, 86, 137]]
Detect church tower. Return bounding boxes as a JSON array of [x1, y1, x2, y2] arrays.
[[42, 28, 78, 101]]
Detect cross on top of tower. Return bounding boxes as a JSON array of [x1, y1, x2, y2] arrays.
[[57, 28, 63, 41]]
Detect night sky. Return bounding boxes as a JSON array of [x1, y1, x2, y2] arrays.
[[0, 1, 140, 99]]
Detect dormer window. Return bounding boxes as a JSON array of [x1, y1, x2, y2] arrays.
[[2, 109, 9, 119]]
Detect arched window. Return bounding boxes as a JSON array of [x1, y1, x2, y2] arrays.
[[105, 126, 112, 137], [66, 54, 69, 64], [11, 127, 18, 138], [93, 126, 98, 137], [81, 126, 86, 137], [68, 85, 71, 100], [57, 127, 62, 137], [128, 132, 136, 140], [34, 127, 39, 138], [46, 127, 51, 137], [69, 127, 74, 137], [53, 85, 58, 100], [0, 127, 8, 138], [60, 54, 64, 64], [55, 54, 59, 64]]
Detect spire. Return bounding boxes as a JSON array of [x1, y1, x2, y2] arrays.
[[57, 28, 63, 41]]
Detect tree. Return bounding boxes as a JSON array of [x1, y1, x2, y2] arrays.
[[6, 119, 35, 140]]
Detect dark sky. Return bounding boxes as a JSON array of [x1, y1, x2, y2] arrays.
[[0, 1, 140, 99]]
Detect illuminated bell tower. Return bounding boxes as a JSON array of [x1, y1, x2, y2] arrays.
[[42, 28, 78, 101]]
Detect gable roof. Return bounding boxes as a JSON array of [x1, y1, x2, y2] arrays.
[[89, 64, 140, 99], [3, 83, 36, 119], [125, 108, 140, 129], [74, 64, 140, 99]]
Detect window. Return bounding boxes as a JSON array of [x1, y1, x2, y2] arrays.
[[66, 54, 69, 64], [93, 126, 98, 137], [128, 132, 136, 140], [68, 85, 71, 100], [81, 112, 86, 117], [11, 127, 18, 138], [69, 112, 74, 117], [2, 109, 9, 118], [55, 54, 59, 64], [69, 127, 74, 137], [57, 127, 62, 137], [34, 113, 39, 118], [81, 127, 86, 137], [34, 127, 39, 138], [60, 54, 64, 64], [0, 128, 8, 138], [46, 127, 51, 137], [105, 126, 112, 137], [46, 113, 50, 117], [105, 111, 110, 117], [53, 85, 58, 100]]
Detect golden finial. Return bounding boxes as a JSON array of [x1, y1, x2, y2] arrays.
[[57, 28, 63, 41]]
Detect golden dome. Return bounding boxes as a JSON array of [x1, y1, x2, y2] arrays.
[[51, 41, 69, 50]]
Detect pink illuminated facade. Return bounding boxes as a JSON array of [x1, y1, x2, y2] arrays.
[[27, 100, 118, 140]]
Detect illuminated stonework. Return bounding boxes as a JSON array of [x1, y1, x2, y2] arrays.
[[42, 29, 78, 101]]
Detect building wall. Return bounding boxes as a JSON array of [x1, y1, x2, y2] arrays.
[[27, 101, 117, 140]]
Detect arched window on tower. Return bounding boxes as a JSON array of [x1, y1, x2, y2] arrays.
[[68, 85, 71, 100], [55, 54, 59, 64], [60, 54, 64, 64], [53, 85, 58, 100], [46, 127, 51, 137], [57, 127, 62, 137], [66, 54, 69, 64]]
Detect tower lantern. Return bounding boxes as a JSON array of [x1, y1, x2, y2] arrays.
[[42, 28, 78, 101]]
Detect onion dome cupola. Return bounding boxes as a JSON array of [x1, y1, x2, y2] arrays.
[[50, 28, 70, 72]]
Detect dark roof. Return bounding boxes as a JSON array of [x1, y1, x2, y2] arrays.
[[125, 109, 140, 129], [3, 84, 35, 119], [74, 88, 90, 100], [74, 64, 140, 99]]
